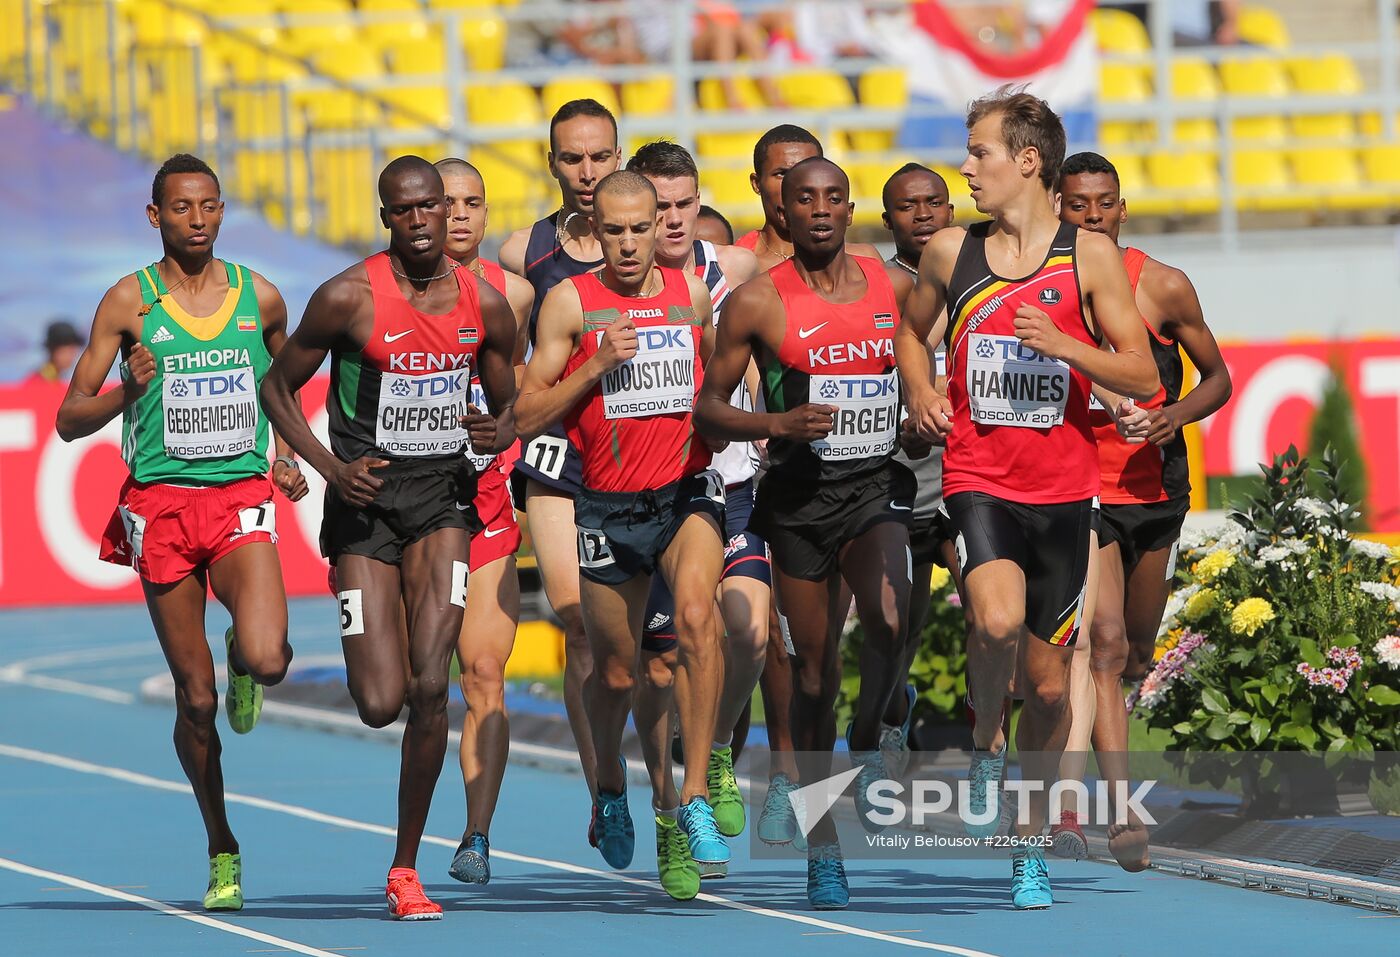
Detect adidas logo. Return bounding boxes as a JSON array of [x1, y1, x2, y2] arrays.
[[150, 325, 174, 343], [646, 612, 670, 631]]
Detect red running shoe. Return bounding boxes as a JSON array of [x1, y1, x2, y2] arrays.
[[386, 867, 443, 921], [1049, 810, 1088, 860]]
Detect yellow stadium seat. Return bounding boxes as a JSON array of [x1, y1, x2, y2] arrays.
[[215, 37, 307, 84], [471, 144, 548, 230], [126, 6, 207, 46], [297, 89, 383, 129], [1146, 151, 1221, 215], [384, 35, 448, 77], [1359, 111, 1400, 137], [1099, 63, 1151, 103], [1089, 8, 1150, 56], [461, 14, 507, 71], [360, 2, 431, 50], [1231, 148, 1302, 212], [283, 24, 360, 58], [698, 76, 765, 112], [1287, 54, 1363, 95], [701, 165, 757, 208], [1110, 153, 1173, 216], [697, 131, 765, 162], [1098, 121, 1144, 146], [778, 70, 854, 110], [1172, 58, 1220, 100], [622, 76, 676, 116], [277, 0, 351, 13], [930, 165, 973, 219], [1231, 114, 1286, 144], [1360, 145, 1400, 202], [859, 67, 906, 109], [310, 41, 384, 81], [1219, 57, 1289, 96], [1237, 7, 1291, 50], [1172, 118, 1219, 145], [540, 77, 620, 118], [466, 80, 540, 126], [1291, 112, 1356, 143], [1291, 147, 1381, 211], [381, 86, 452, 129]]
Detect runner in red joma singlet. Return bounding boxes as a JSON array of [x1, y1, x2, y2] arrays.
[[260, 156, 519, 921], [899, 90, 1160, 911], [515, 170, 727, 902]]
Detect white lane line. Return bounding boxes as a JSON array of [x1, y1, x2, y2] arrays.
[[0, 742, 1001, 957], [3, 641, 156, 673], [0, 669, 135, 704], [0, 856, 347, 957]]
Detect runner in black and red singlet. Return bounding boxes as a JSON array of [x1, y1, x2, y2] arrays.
[[515, 170, 727, 902], [1054, 151, 1232, 870], [261, 156, 518, 921], [436, 157, 537, 887], [698, 157, 927, 910], [626, 140, 767, 841], [899, 90, 1160, 911], [498, 99, 620, 802]]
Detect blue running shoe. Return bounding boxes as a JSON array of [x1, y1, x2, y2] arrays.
[[758, 773, 797, 845], [1011, 847, 1053, 909], [677, 796, 730, 879], [806, 844, 849, 910], [851, 749, 891, 834], [448, 832, 490, 884], [965, 745, 1006, 839], [588, 759, 635, 869], [879, 683, 918, 778]]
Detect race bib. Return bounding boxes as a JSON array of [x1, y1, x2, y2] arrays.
[[375, 369, 469, 456], [118, 506, 147, 562], [966, 333, 1070, 429], [809, 371, 899, 460], [523, 434, 568, 481], [577, 526, 615, 569], [236, 500, 277, 540], [462, 379, 494, 472], [599, 325, 696, 420], [162, 365, 258, 459]]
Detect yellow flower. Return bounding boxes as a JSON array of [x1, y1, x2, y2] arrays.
[[1193, 549, 1237, 582], [928, 565, 952, 592], [1163, 635, 1179, 650], [1230, 597, 1276, 636], [1183, 588, 1218, 622], [1153, 645, 1167, 663]]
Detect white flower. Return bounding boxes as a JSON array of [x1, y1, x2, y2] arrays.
[[1295, 497, 1329, 519], [1352, 539, 1393, 560], [1258, 545, 1291, 563], [1359, 581, 1400, 610], [1376, 635, 1400, 669], [1159, 584, 1199, 635]]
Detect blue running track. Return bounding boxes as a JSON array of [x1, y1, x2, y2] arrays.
[[1, 601, 1395, 956]]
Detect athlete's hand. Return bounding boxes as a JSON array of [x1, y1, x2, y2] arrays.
[[908, 390, 953, 441], [898, 417, 935, 459], [1115, 398, 1151, 445], [121, 343, 156, 403], [773, 403, 835, 442], [331, 456, 390, 508], [272, 459, 308, 502], [1142, 405, 1183, 447], [593, 316, 639, 372], [701, 433, 731, 455], [1012, 304, 1071, 359], [461, 404, 499, 455]]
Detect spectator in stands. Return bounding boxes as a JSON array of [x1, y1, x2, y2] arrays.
[[29, 319, 84, 384], [766, 1, 879, 65], [1173, 1, 1243, 46]]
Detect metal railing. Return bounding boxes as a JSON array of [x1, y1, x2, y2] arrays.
[[3, 0, 1397, 254]]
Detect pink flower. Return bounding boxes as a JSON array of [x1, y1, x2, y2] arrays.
[[946, 592, 962, 608], [1376, 635, 1400, 669]]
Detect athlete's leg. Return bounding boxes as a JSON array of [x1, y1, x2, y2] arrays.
[[963, 561, 1027, 753], [580, 574, 650, 797], [1088, 541, 1130, 835], [335, 555, 409, 728], [526, 481, 598, 797], [658, 513, 726, 804], [457, 554, 519, 839], [634, 646, 681, 810], [759, 617, 798, 778], [144, 573, 236, 856], [392, 527, 471, 870], [206, 543, 292, 685], [840, 523, 913, 753], [1012, 635, 1074, 838], [881, 561, 932, 731], [1055, 530, 1099, 830], [716, 576, 769, 746]]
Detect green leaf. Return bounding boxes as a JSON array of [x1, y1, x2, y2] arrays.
[[1205, 716, 1234, 741], [1298, 638, 1324, 669], [1173, 721, 1195, 736], [1248, 716, 1271, 745], [1261, 683, 1282, 707], [1327, 736, 1350, 752], [1290, 701, 1314, 726], [1201, 687, 1230, 715], [1295, 726, 1320, 750], [1226, 710, 1251, 726], [1335, 633, 1360, 648], [1367, 685, 1400, 707]]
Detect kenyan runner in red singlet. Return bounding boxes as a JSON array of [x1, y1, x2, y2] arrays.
[[515, 170, 728, 901], [899, 91, 1160, 912], [436, 157, 539, 888], [261, 156, 519, 921], [1057, 151, 1232, 872], [697, 157, 928, 910]]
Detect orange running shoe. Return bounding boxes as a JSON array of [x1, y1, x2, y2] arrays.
[[1049, 810, 1088, 860], [386, 867, 443, 921]]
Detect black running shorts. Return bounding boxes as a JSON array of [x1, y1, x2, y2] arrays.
[[911, 504, 956, 568], [510, 426, 583, 505], [573, 470, 727, 586], [944, 490, 1094, 646], [1099, 496, 1189, 569], [321, 457, 481, 565], [752, 461, 915, 581]]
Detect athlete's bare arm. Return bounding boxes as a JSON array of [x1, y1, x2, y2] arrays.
[[715, 244, 759, 287], [684, 271, 717, 362], [515, 281, 630, 439], [500, 270, 535, 368], [1138, 259, 1232, 445], [56, 276, 151, 442], [849, 241, 885, 261], [260, 265, 388, 508], [498, 225, 532, 277], [897, 227, 961, 440], [251, 271, 309, 502], [694, 276, 834, 444], [1015, 230, 1159, 401], [463, 280, 520, 456]]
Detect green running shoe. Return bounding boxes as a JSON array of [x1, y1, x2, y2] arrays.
[[706, 746, 745, 837], [224, 628, 262, 735], [203, 852, 243, 911], [655, 814, 700, 901]]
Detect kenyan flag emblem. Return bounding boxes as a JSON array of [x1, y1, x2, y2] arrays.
[[873, 312, 894, 329], [459, 327, 479, 344]]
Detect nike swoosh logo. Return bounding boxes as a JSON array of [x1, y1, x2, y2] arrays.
[[890, 503, 911, 511], [482, 526, 512, 538], [797, 322, 829, 339], [384, 329, 414, 343]]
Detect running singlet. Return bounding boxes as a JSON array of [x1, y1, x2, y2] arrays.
[[695, 239, 760, 486], [328, 252, 483, 461], [1089, 247, 1188, 504], [562, 268, 709, 493], [523, 212, 603, 344], [122, 260, 271, 486], [943, 221, 1097, 503], [735, 230, 760, 252], [761, 255, 901, 482], [463, 260, 510, 473]]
